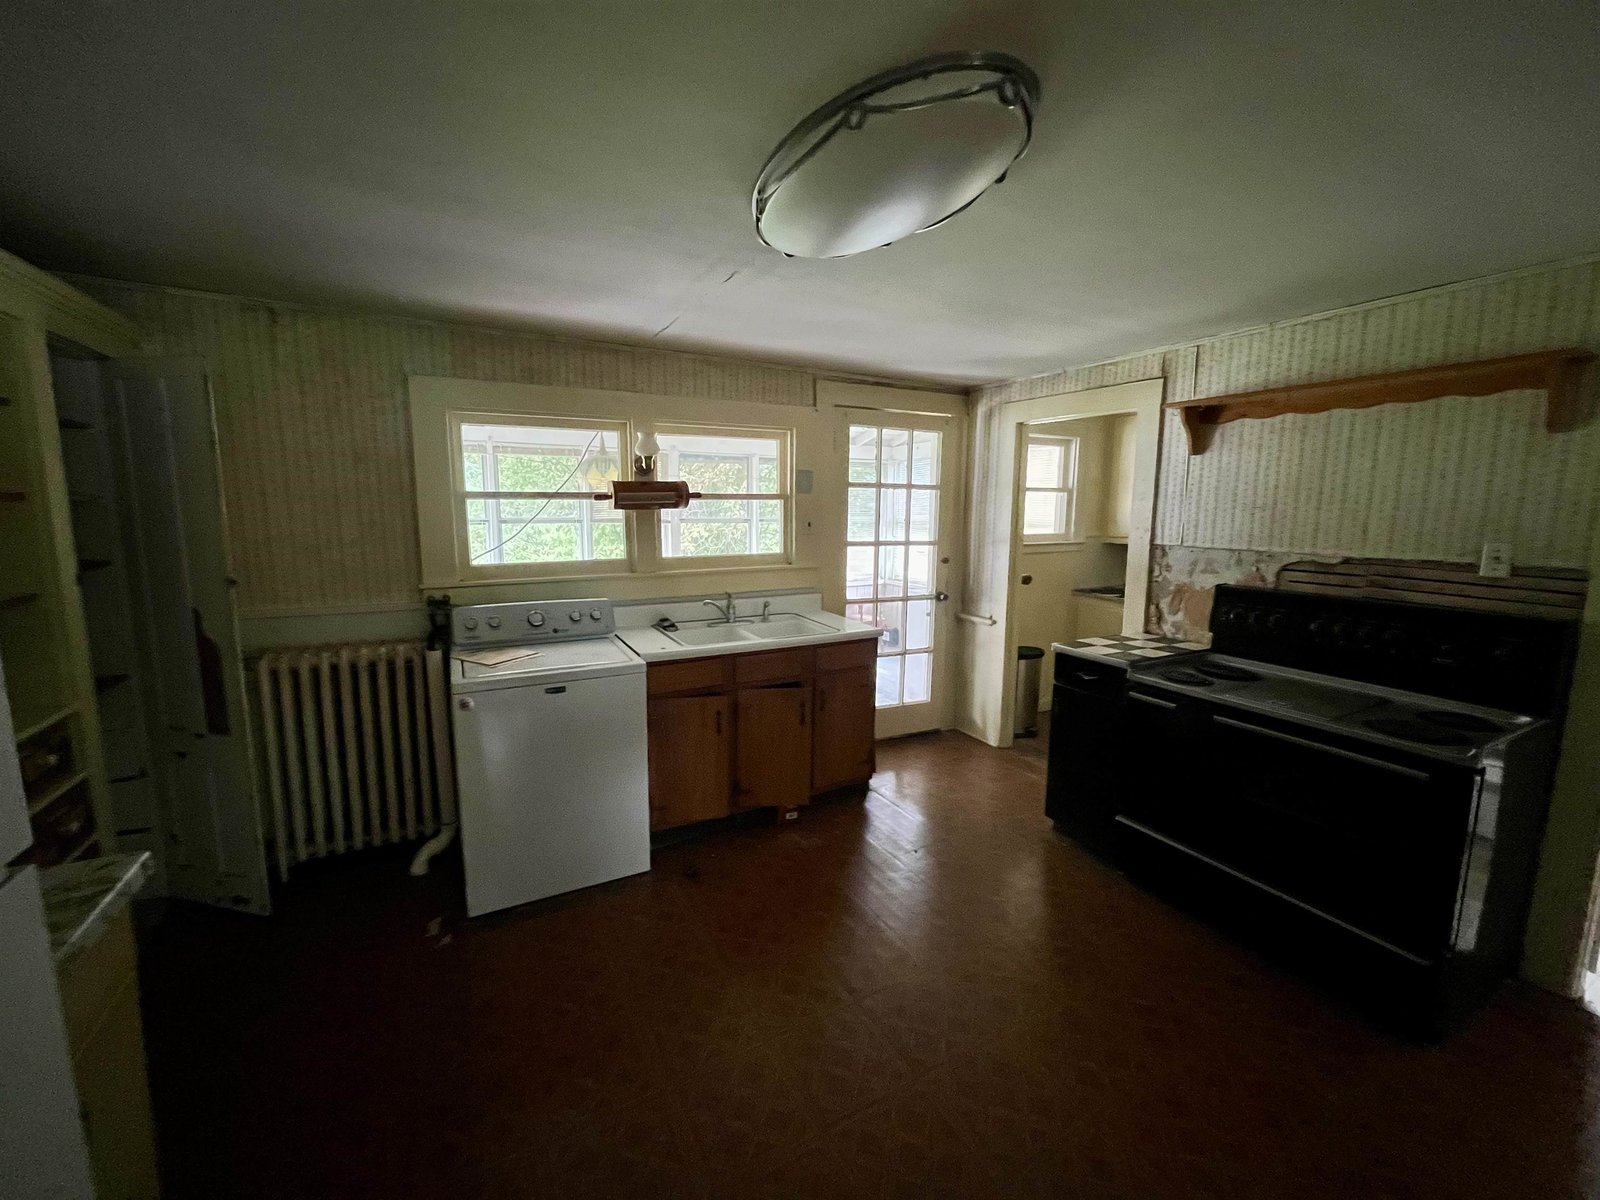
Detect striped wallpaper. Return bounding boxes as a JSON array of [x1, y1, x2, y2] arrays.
[[74, 282, 832, 616], [973, 257, 1600, 633]]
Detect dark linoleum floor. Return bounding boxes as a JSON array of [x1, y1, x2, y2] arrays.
[[138, 729, 1600, 1199]]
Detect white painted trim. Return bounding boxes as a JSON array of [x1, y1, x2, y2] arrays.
[[0, 250, 139, 355]]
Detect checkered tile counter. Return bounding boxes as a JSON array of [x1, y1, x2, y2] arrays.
[[1051, 634, 1208, 667]]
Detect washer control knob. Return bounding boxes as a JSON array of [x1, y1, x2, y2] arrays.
[[527, 611, 546, 628], [462, 616, 479, 631], [569, 609, 583, 622], [486, 616, 502, 629], [590, 608, 603, 621], [457, 697, 475, 711]]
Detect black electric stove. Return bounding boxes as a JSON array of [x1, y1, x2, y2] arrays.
[[1064, 584, 1577, 1034]]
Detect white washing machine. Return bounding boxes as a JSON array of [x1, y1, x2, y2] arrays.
[[449, 599, 650, 917]]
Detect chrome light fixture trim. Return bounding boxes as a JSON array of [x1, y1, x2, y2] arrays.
[[752, 51, 1040, 259]]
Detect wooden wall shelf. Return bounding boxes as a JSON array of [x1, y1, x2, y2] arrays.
[[1167, 348, 1595, 454]]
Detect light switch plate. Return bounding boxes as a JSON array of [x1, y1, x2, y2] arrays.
[[1480, 541, 1513, 578]]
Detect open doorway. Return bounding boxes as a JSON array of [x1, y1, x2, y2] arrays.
[[959, 377, 1164, 749], [1008, 413, 1137, 751]]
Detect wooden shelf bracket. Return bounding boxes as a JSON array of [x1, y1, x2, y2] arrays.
[[1166, 348, 1595, 454]]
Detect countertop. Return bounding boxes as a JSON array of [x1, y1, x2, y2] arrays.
[[1053, 634, 1208, 668], [616, 609, 880, 663], [40, 851, 153, 965]]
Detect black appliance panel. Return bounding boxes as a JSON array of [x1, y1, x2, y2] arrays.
[[1045, 655, 1131, 853], [1207, 585, 1576, 716], [1123, 686, 1477, 958]]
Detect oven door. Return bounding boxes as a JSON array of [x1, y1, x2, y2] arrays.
[[1121, 691, 1477, 959]]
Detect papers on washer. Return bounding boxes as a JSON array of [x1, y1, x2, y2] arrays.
[[455, 646, 545, 667]]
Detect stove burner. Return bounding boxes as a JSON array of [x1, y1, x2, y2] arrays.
[[1418, 709, 1504, 734], [1363, 717, 1474, 747], [1195, 662, 1262, 682], [1161, 669, 1214, 687]]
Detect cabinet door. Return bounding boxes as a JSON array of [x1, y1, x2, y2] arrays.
[[647, 694, 732, 830], [812, 667, 875, 793], [734, 684, 812, 811]]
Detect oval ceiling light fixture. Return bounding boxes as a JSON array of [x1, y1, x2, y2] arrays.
[[753, 51, 1039, 260]]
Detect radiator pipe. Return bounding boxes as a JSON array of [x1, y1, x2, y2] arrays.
[[409, 823, 458, 876]]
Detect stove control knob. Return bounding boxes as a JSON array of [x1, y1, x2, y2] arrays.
[[527, 612, 546, 628], [569, 609, 583, 622], [486, 616, 502, 629], [1266, 612, 1287, 632], [590, 608, 603, 621], [461, 616, 479, 631]]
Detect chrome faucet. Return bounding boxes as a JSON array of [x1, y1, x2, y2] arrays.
[[701, 592, 739, 625]]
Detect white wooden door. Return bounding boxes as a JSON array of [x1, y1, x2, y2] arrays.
[[843, 416, 961, 738], [105, 363, 270, 914]]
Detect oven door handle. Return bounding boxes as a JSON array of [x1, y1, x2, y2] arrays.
[[1128, 692, 1178, 710], [1211, 715, 1433, 780]]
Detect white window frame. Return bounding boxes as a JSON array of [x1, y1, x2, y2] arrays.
[[1020, 433, 1079, 544], [648, 423, 791, 571], [447, 411, 794, 581], [450, 412, 633, 580]]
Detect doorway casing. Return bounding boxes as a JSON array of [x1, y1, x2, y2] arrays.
[[958, 377, 1164, 747]]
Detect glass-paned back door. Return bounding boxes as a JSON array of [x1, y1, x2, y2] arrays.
[[846, 420, 954, 737]]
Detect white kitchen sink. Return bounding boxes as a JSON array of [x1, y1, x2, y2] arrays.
[[664, 613, 834, 648], [744, 615, 833, 640], [666, 624, 759, 647]]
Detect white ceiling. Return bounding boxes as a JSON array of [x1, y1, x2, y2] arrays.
[[3, 1, 1598, 385]]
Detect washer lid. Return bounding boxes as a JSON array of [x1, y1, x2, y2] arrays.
[[452, 636, 642, 689]]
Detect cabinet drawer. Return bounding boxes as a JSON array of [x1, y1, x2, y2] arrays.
[[647, 655, 732, 696], [815, 637, 877, 673], [733, 648, 813, 686]]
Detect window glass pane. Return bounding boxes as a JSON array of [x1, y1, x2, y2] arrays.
[[847, 488, 877, 541], [845, 601, 873, 625], [461, 425, 621, 494], [655, 431, 788, 559], [1022, 491, 1067, 536], [877, 546, 906, 598], [658, 432, 780, 492], [875, 656, 903, 707], [756, 500, 783, 554], [848, 426, 879, 483], [909, 488, 937, 541], [905, 599, 933, 651], [903, 653, 932, 704], [875, 601, 905, 655], [467, 523, 489, 559], [846, 547, 876, 599], [881, 428, 910, 484], [877, 488, 907, 541], [1025, 440, 1064, 489], [911, 431, 940, 485], [592, 515, 626, 560], [907, 544, 935, 596]]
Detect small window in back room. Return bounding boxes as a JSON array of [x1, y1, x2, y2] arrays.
[[1021, 433, 1078, 542], [656, 428, 789, 560], [457, 418, 626, 570]]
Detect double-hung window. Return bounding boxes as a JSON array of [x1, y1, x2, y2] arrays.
[[457, 416, 627, 573], [655, 427, 788, 563], [449, 413, 791, 578], [1021, 434, 1079, 543]]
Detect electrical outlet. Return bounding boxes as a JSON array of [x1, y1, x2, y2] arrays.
[[1480, 541, 1513, 578]]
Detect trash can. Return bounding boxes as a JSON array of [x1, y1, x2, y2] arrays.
[[1014, 645, 1045, 737]]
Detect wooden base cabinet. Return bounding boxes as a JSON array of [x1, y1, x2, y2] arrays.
[[734, 683, 812, 811], [645, 637, 876, 831], [812, 665, 876, 793]]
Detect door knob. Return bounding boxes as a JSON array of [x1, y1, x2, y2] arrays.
[[457, 697, 475, 711], [935, 591, 950, 602]]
